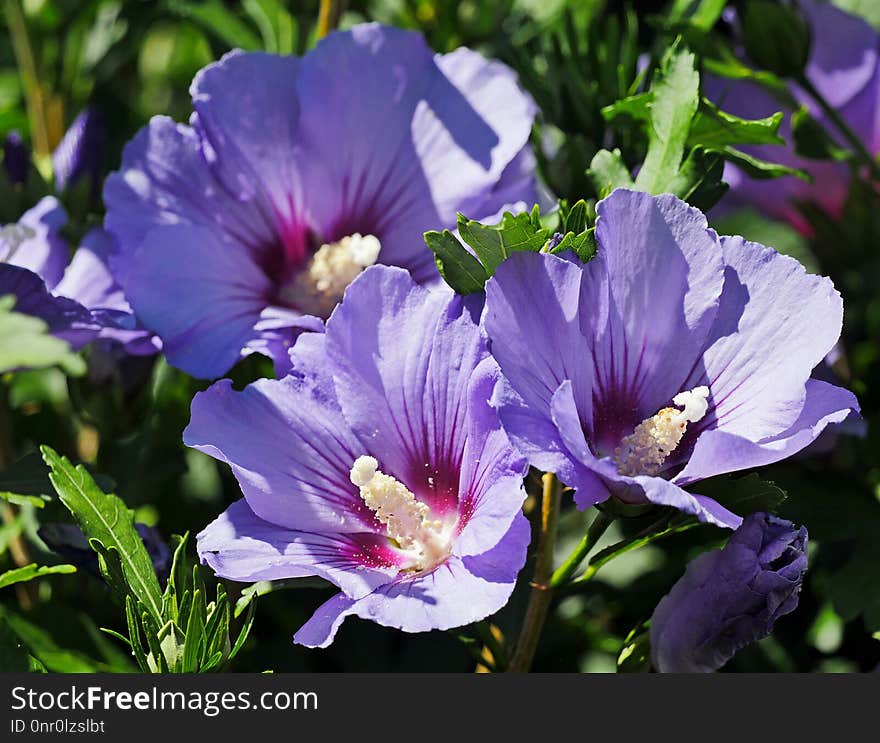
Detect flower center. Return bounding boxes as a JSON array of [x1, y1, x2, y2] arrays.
[[350, 455, 451, 572], [282, 233, 381, 318], [613, 386, 710, 477]]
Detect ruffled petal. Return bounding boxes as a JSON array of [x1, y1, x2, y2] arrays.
[[196, 499, 399, 598], [293, 512, 529, 647], [675, 379, 858, 485], [184, 359, 375, 533], [0, 264, 97, 350], [455, 357, 527, 557], [326, 265, 486, 517], [687, 236, 843, 441]]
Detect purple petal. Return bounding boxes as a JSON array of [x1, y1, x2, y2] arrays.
[[3, 196, 69, 288], [196, 499, 400, 598], [0, 264, 96, 350], [686, 236, 843, 442], [589, 190, 723, 431], [294, 512, 529, 647], [294, 24, 535, 281], [103, 116, 277, 264], [326, 265, 486, 518], [185, 370, 376, 533], [676, 379, 858, 484], [455, 357, 527, 556], [120, 223, 270, 377], [190, 51, 308, 265], [799, 0, 879, 110]]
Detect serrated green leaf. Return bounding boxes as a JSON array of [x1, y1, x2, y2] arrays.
[[635, 45, 700, 193], [720, 146, 809, 180], [0, 563, 75, 589], [425, 230, 489, 295], [41, 446, 163, 621], [688, 101, 784, 149], [457, 211, 551, 274], [0, 296, 85, 375]]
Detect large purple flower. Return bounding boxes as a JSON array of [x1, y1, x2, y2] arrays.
[[483, 189, 859, 528], [707, 0, 880, 231], [650, 512, 807, 673], [104, 23, 537, 379], [188, 266, 529, 647]]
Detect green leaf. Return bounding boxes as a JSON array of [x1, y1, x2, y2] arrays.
[[668, 0, 727, 31], [587, 148, 634, 197], [698, 473, 788, 515], [0, 607, 106, 672], [829, 542, 880, 632], [720, 146, 809, 180], [457, 211, 551, 274], [563, 199, 590, 234], [424, 230, 489, 295], [666, 147, 729, 211], [634, 45, 700, 193], [792, 107, 852, 161], [170, 0, 262, 50], [242, 0, 296, 54], [688, 101, 784, 149], [0, 295, 85, 375], [618, 627, 652, 673], [0, 563, 76, 589], [41, 446, 163, 621], [0, 452, 53, 506]]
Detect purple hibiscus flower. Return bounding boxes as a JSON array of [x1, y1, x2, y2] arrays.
[[706, 0, 880, 232], [650, 512, 807, 673], [0, 196, 156, 357], [103, 23, 537, 379], [483, 188, 859, 528], [187, 266, 529, 647]]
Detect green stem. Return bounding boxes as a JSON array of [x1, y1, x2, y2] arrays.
[[316, 0, 345, 39], [507, 472, 561, 672], [797, 73, 880, 181], [549, 510, 614, 588], [569, 514, 699, 588], [4, 0, 50, 158]]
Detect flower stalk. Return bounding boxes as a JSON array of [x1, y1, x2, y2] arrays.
[[508, 472, 561, 672]]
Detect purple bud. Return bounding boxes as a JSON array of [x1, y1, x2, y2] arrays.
[[3, 131, 30, 185], [650, 512, 808, 673], [39, 522, 171, 583], [52, 108, 106, 193]]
